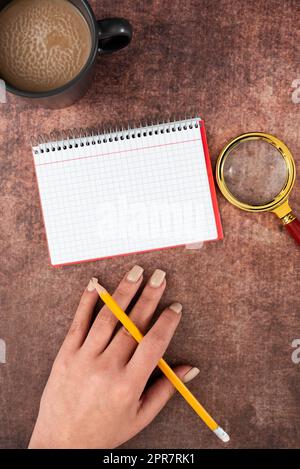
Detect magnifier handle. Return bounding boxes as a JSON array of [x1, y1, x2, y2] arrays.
[[284, 216, 300, 246]]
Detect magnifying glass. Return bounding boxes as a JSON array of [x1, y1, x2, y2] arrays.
[[216, 132, 300, 245]]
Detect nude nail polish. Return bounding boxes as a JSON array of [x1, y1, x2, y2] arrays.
[[127, 265, 144, 283], [182, 367, 200, 383], [87, 278, 97, 292], [169, 302, 183, 314], [149, 269, 166, 288]]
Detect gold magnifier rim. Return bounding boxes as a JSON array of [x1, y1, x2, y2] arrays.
[[216, 132, 296, 213]]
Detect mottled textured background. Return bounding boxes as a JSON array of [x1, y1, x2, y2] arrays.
[[0, 0, 299, 449]]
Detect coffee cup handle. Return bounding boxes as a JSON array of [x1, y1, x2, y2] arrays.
[[97, 18, 133, 54]]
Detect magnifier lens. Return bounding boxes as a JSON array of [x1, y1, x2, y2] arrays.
[[223, 139, 288, 206]]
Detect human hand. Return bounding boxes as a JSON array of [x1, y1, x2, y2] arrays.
[[28, 266, 199, 449]]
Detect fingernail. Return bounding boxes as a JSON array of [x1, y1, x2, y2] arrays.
[[169, 302, 182, 314], [182, 367, 200, 383], [127, 265, 144, 283], [87, 277, 98, 292], [149, 269, 166, 288]]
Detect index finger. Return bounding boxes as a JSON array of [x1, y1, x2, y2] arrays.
[[127, 303, 182, 391]]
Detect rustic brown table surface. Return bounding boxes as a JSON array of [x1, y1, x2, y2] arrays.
[[0, 0, 299, 449]]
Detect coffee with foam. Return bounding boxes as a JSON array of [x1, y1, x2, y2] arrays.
[[0, 0, 92, 92]]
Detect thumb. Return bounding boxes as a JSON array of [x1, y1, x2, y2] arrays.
[[138, 365, 200, 427]]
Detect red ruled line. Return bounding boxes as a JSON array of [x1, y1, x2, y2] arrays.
[[35, 138, 200, 166]]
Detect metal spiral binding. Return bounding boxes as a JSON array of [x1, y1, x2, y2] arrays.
[[31, 115, 201, 155]]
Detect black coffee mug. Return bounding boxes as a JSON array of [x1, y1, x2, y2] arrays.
[[0, 0, 133, 108]]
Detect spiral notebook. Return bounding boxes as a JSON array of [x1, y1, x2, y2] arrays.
[[32, 117, 223, 266]]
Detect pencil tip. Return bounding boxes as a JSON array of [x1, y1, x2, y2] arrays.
[[91, 278, 106, 293]]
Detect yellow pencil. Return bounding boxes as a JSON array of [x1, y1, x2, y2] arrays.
[[93, 280, 230, 443]]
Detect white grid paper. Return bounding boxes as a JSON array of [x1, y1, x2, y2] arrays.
[[33, 119, 219, 265]]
